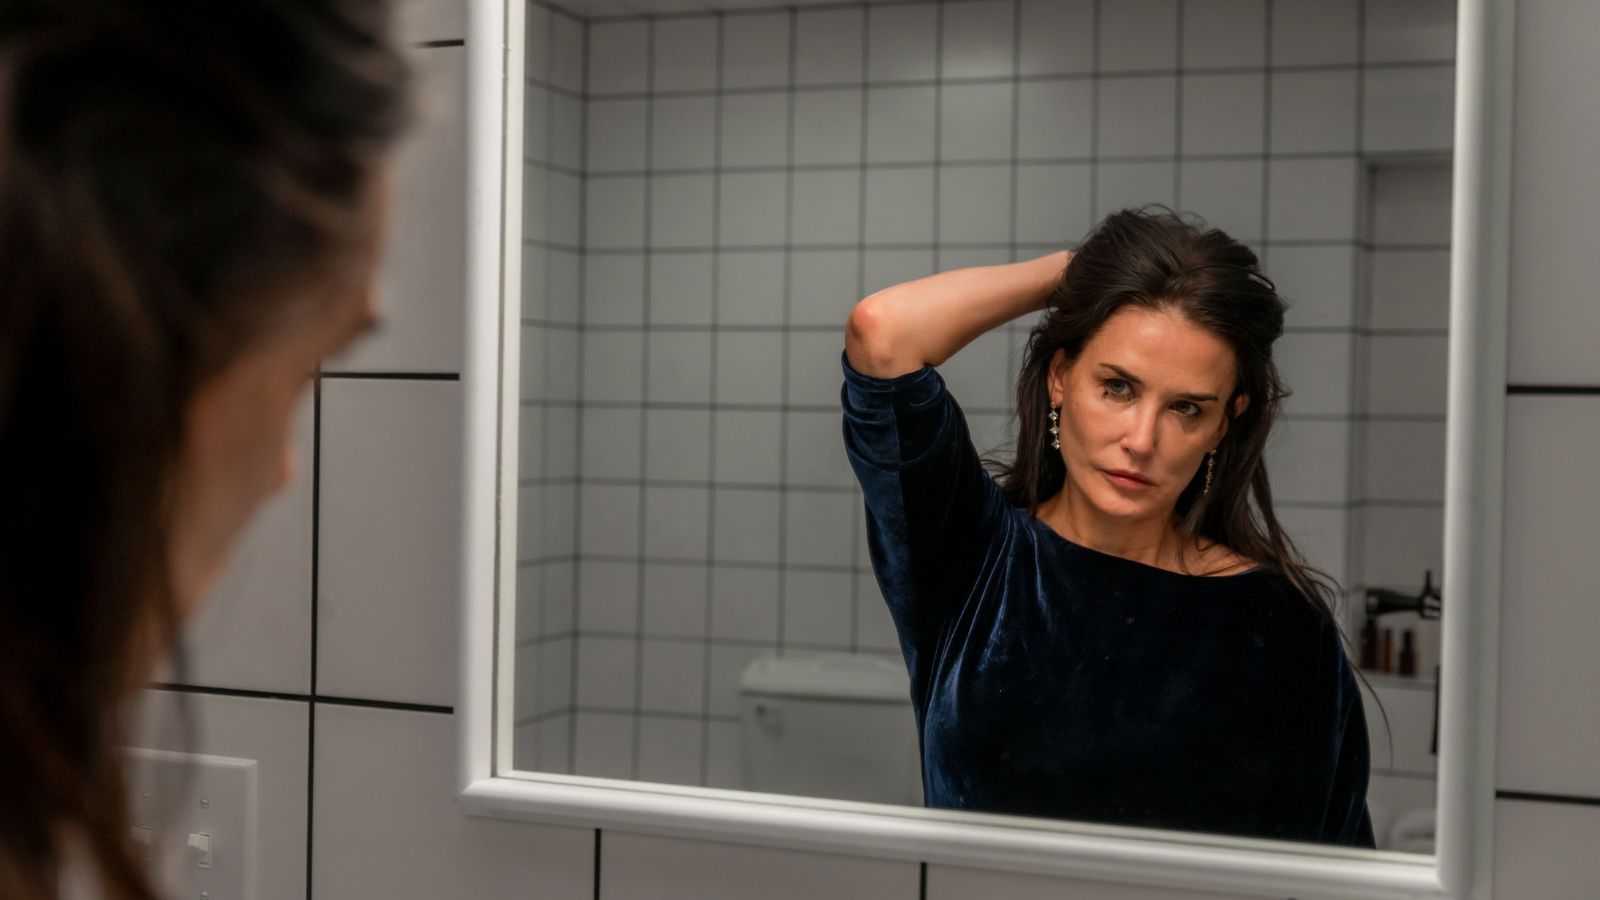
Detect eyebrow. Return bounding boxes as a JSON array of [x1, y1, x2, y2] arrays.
[[1097, 363, 1219, 403]]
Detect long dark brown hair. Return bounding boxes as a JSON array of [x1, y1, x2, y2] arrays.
[[985, 205, 1390, 747], [0, 2, 409, 896]]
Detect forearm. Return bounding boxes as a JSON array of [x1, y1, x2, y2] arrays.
[[845, 250, 1070, 377]]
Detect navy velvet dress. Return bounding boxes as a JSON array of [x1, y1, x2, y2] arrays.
[[838, 349, 1376, 848]]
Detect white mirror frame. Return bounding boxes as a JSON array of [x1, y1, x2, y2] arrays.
[[456, 0, 1514, 896]]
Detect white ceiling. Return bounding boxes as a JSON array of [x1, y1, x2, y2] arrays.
[[550, 0, 912, 18]]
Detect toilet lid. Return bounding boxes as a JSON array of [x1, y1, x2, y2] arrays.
[[738, 653, 910, 703]]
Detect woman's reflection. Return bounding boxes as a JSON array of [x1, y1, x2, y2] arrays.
[[839, 206, 1378, 847]]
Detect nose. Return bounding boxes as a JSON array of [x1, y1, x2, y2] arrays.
[[1121, 405, 1158, 457]]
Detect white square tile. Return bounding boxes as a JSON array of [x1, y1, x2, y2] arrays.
[[1018, 0, 1094, 75], [1362, 334, 1448, 417], [1094, 161, 1177, 223], [1362, 66, 1456, 155], [865, 86, 937, 163], [784, 492, 857, 568], [1508, 0, 1600, 384], [652, 174, 716, 249], [651, 96, 717, 170], [719, 93, 789, 168], [1098, 0, 1178, 73], [791, 169, 861, 247], [579, 483, 641, 557], [639, 639, 706, 714], [795, 7, 863, 86], [1267, 157, 1359, 242], [1178, 159, 1264, 243], [785, 409, 856, 489], [704, 719, 742, 789], [864, 166, 936, 244], [168, 393, 313, 693], [787, 330, 850, 405], [653, 17, 718, 92], [1262, 417, 1349, 504], [1182, 0, 1266, 69], [1097, 76, 1176, 157], [573, 711, 636, 778], [1494, 800, 1600, 899], [644, 408, 712, 482], [782, 570, 854, 646], [546, 327, 582, 401], [717, 172, 788, 248], [542, 563, 577, 636], [937, 166, 1011, 244], [866, 3, 937, 82], [600, 831, 919, 900], [588, 20, 647, 95], [1271, 69, 1358, 154], [587, 98, 647, 172], [643, 486, 711, 560], [586, 177, 647, 250], [580, 560, 639, 633], [648, 253, 715, 326], [538, 637, 575, 718], [1362, 420, 1446, 503], [548, 10, 584, 94], [576, 636, 638, 708], [711, 566, 780, 640], [1274, 331, 1354, 415], [538, 484, 578, 559], [862, 248, 935, 294], [313, 705, 594, 897], [551, 91, 584, 171], [549, 171, 582, 248], [641, 562, 709, 639], [317, 380, 461, 707], [715, 332, 784, 404], [396, 0, 466, 45], [1276, 505, 1351, 583], [938, 326, 1013, 410], [1270, 0, 1359, 66], [1364, 0, 1457, 64], [582, 330, 643, 401], [1498, 395, 1600, 796], [1014, 163, 1094, 244], [580, 407, 641, 479], [644, 328, 713, 404], [928, 863, 1256, 900], [793, 89, 864, 166], [939, 81, 1014, 162], [721, 12, 790, 89], [1267, 244, 1357, 329], [1180, 73, 1265, 156], [714, 410, 784, 484], [548, 249, 582, 323], [788, 249, 861, 327], [334, 47, 464, 374], [712, 488, 782, 563], [524, 3, 550, 84], [939, 0, 1014, 80], [636, 715, 705, 787], [1359, 505, 1444, 588], [855, 573, 900, 652], [716, 251, 787, 326], [132, 691, 309, 900], [1369, 249, 1450, 330], [584, 252, 645, 326], [1017, 79, 1094, 160]]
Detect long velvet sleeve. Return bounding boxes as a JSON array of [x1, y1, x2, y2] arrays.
[[838, 349, 1007, 700]]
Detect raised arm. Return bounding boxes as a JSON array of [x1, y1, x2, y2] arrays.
[[844, 250, 1073, 378]]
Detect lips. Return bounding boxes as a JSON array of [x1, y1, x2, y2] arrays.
[[1103, 469, 1153, 486]]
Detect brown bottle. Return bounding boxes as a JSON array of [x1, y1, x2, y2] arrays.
[[1399, 629, 1417, 676], [1380, 628, 1394, 673]]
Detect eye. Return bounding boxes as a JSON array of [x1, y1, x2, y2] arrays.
[[1102, 378, 1132, 399], [1174, 401, 1202, 418]]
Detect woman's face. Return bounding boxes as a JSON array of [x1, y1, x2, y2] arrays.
[[1046, 306, 1248, 523], [165, 167, 392, 620]]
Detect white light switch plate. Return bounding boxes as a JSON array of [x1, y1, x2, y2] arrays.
[[125, 747, 258, 900]]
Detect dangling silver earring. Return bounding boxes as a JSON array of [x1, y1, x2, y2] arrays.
[[1202, 449, 1216, 495], [1048, 405, 1060, 450]]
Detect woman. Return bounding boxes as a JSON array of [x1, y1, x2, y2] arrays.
[[840, 207, 1378, 847], [0, 2, 409, 896]]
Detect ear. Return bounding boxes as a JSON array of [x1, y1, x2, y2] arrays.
[[1047, 349, 1068, 405], [1217, 393, 1249, 445]]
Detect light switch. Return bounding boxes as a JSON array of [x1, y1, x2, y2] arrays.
[[124, 748, 257, 900], [186, 832, 212, 869]]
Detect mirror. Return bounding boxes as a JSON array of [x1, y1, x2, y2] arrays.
[[509, 0, 1457, 858]]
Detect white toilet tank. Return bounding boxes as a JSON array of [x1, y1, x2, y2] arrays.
[[737, 653, 923, 806]]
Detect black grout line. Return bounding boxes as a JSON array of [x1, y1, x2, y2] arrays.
[[1507, 384, 1600, 395], [628, 14, 657, 785], [594, 829, 603, 900], [1497, 790, 1600, 808], [317, 371, 460, 381], [566, 9, 594, 776], [849, 3, 873, 655], [1088, 0, 1099, 220], [152, 682, 452, 715], [775, 7, 798, 661], [412, 38, 465, 49], [699, 10, 727, 788], [306, 375, 321, 900], [919, 861, 928, 900]]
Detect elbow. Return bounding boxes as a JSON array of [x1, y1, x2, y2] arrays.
[[845, 297, 903, 376]]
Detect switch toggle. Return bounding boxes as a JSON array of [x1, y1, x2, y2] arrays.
[[186, 832, 212, 869]]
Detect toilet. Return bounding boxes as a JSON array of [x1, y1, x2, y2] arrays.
[[737, 653, 924, 806]]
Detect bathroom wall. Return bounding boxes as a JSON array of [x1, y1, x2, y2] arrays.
[[512, 0, 1458, 810], [128, 0, 1600, 897]]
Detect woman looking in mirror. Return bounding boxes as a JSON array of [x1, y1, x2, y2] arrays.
[[0, 2, 408, 896], [840, 206, 1378, 847]]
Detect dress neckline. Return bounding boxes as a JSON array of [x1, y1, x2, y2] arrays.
[[1024, 513, 1267, 581]]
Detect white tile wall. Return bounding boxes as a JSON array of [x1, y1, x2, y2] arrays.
[[599, 831, 919, 900]]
